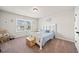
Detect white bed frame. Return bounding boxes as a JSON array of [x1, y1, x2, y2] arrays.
[[37, 24, 57, 50]]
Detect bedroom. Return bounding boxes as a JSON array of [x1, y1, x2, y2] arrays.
[[0, 6, 78, 53]]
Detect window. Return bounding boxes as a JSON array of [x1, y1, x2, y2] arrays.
[[16, 19, 32, 32]]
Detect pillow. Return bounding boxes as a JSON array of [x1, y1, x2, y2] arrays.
[[45, 30, 50, 33]]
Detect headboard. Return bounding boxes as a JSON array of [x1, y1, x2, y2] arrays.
[[39, 24, 57, 34]]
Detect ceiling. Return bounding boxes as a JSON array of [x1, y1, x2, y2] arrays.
[[0, 6, 74, 18]]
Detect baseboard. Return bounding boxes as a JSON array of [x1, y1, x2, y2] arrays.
[[56, 36, 75, 42]]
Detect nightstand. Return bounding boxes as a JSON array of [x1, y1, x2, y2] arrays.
[[26, 36, 36, 48]]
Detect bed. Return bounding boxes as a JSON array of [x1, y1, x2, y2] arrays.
[[32, 31, 55, 50], [31, 24, 57, 50]]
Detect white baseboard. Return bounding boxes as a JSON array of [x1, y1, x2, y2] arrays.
[[56, 36, 75, 42]]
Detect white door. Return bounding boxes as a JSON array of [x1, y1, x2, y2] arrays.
[[74, 7, 79, 52]]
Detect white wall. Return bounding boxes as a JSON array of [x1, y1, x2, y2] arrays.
[[0, 10, 38, 38], [38, 9, 74, 42], [0, 7, 75, 42]]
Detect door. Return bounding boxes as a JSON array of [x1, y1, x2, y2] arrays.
[[74, 7, 79, 52]]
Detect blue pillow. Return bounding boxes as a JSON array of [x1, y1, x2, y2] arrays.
[[45, 30, 50, 33]]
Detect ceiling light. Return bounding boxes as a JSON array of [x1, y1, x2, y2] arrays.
[[33, 7, 39, 12]]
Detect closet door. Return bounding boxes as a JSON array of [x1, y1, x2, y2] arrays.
[[74, 7, 79, 52]]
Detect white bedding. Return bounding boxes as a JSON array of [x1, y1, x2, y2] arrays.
[[32, 31, 55, 50]]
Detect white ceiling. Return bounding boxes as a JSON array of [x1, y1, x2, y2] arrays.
[[0, 6, 74, 18]]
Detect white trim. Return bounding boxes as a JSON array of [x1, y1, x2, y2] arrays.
[[56, 36, 75, 42]]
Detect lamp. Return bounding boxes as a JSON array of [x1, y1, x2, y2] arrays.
[[32, 7, 39, 13], [33, 8, 39, 12], [32, 7, 40, 18]]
